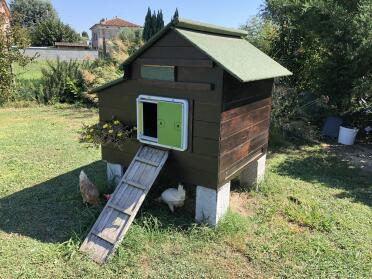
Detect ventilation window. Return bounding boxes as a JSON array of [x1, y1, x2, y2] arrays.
[[140, 65, 175, 81], [137, 95, 188, 151]]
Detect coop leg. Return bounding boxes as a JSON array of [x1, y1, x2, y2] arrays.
[[106, 162, 124, 188], [195, 182, 230, 227], [240, 153, 267, 189]]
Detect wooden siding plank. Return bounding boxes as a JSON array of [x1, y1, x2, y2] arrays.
[[192, 137, 219, 156], [137, 58, 213, 68], [165, 164, 218, 188], [218, 146, 267, 185], [194, 102, 221, 123], [102, 144, 218, 172], [138, 80, 212, 91], [141, 46, 209, 60], [220, 106, 271, 139], [221, 98, 271, 123], [223, 92, 271, 110], [219, 131, 268, 171], [220, 118, 270, 154], [99, 79, 221, 104], [193, 121, 220, 140], [177, 67, 220, 83], [152, 29, 194, 47]]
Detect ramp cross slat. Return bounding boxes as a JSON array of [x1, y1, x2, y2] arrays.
[[123, 179, 147, 190], [135, 156, 159, 167], [79, 145, 169, 264], [107, 202, 133, 216]]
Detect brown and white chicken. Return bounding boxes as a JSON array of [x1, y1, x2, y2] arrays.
[[79, 170, 100, 205]]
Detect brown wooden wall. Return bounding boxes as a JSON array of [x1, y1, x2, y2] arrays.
[[98, 29, 224, 188], [217, 73, 274, 186]]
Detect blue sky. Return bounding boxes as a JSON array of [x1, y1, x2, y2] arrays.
[[47, 0, 264, 34]]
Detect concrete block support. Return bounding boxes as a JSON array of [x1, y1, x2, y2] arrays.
[[240, 154, 267, 188], [195, 182, 230, 226], [106, 162, 124, 187]]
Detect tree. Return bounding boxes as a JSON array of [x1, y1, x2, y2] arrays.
[[241, 16, 277, 54], [156, 10, 164, 32], [142, 8, 164, 42], [151, 11, 157, 37], [82, 31, 89, 39], [173, 8, 179, 20], [142, 7, 152, 41], [0, 19, 32, 104], [262, 0, 372, 113], [10, 0, 58, 28], [31, 17, 81, 46]]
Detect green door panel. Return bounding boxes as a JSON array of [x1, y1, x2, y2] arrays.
[[157, 102, 182, 148]]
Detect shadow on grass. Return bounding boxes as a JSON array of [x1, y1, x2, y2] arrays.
[[273, 149, 372, 207], [0, 161, 107, 243], [0, 161, 196, 243]]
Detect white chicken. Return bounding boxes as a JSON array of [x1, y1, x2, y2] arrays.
[[79, 170, 100, 206], [158, 184, 186, 212]]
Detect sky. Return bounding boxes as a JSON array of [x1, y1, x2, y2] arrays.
[[47, 0, 264, 34]]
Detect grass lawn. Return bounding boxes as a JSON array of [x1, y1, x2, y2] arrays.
[[0, 106, 371, 278], [13, 60, 50, 81]]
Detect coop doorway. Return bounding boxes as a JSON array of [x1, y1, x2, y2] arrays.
[[143, 102, 157, 139]]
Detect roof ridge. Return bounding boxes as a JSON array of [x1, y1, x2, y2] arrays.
[[173, 17, 247, 37], [90, 17, 141, 29]]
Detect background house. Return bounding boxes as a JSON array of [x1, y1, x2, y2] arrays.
[[90, 17, 141, 49], [0, 0, 11, 31]]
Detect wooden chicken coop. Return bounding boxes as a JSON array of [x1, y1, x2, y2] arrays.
[[80, 18, 291, 263]]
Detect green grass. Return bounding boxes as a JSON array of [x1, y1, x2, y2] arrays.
[[11, 60, 51, 103], [13, 60, 50, 81], [0, 106, 371, 278]]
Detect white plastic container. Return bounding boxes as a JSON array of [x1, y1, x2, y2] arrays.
[[338, 126, 359, 145]]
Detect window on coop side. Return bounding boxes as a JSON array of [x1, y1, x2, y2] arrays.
[[140, 65, 175, 81]]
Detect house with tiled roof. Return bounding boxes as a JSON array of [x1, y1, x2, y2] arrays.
[[0, 0, 11, 31], [90, 16, 141, 49]]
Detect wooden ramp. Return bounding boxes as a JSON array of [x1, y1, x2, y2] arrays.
[[80, 145, 169, 264]]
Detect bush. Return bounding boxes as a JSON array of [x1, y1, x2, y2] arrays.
[[41, 59, 85, 103], [80, 59, 122, 90], [271, 84, 330, 140]]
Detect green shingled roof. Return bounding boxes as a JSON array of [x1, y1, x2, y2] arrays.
[[120, 18, 291, 83]]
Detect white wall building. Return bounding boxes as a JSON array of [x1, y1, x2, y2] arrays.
[[90, 17, 141, 50]]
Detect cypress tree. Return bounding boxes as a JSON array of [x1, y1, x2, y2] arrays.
[[142, 7, 152, 41], [173, 8, 179, 20], [151, 11, 157, 35], [156, 10, 164, 32]]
